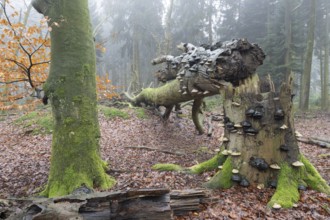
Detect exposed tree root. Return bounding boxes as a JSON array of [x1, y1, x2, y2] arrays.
[[152, 153, 227, 174], [152, 153, 330, 209]]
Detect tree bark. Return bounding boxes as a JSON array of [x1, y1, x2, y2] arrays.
[[299, 0, 316, 111], [32, 0, 115, 197]]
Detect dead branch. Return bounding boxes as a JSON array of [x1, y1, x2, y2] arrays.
[[125, 146, 185, 156], [297, 137, 330, 148]]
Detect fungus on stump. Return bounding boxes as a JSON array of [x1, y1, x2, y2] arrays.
[[153, 74, 330, 208]]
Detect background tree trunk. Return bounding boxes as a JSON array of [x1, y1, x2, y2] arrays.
[[32, 0, 115, 197], [164, 0, 174, 54], [284, 0, 292, 78], [299, 0, 316, 111], [322, 3, 329, 110]]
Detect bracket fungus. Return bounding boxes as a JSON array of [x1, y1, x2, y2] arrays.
[[270, 164, 281, 170], [249, 157, 269, 171], [232, 169, 239, 174], [292, 161, 304, 167], [244, 127, 258, 135], [272, 203, 282, 210], [274, 109, 285, 120], [280, 124, 288, 130], [280, 144, 289, 152], [240, 178, 250, 187], [231, 174, 242, 182], [245, 108, 255, 117]]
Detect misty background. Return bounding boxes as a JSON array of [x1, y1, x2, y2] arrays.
[[5, 0, 330, 107]]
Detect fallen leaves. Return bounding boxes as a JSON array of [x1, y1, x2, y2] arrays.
[[0, 109, 329, 219]]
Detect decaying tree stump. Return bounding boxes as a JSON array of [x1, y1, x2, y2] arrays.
[[153, 75, 330, 209], [125, 39, 265, 134], [7, 188, 209, 220]]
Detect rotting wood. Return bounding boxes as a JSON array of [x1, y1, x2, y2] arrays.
[[6, 188, 209, 220]]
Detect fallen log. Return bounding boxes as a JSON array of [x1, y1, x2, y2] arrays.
[[7, 188, 209, 220], [125, 39, 265, 134], [297, 137, 330, 148]]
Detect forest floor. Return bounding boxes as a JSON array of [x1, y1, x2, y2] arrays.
[[0, 103, 329, 219]]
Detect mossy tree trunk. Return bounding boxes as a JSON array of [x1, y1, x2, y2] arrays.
[[32, 0, 115, 197]]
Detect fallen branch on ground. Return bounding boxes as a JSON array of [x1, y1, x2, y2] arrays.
[[125, 145, 185, 155]]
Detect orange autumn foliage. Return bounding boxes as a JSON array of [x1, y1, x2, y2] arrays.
[[0, 1, 117, 112]]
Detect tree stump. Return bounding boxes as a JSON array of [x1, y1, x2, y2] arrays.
[[153, 74, 330, 208]]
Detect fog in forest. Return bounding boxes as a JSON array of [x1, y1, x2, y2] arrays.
[[2, 0, 330, 109]]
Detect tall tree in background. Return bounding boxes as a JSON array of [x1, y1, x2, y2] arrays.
[[32, 0, 115, 197], [299, 0, 316, 110], [102, 0, 164, 91], [164, 0, 174, 54], [320, 0, 330, 110], [216, 0, 241, 40], [171, 0, 208, 50]]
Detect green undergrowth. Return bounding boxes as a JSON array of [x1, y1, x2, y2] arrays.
[[14, 109, 53, 135], [134, 107, 148, 119], [98, 105, 130, 119]]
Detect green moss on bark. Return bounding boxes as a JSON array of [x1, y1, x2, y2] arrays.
[[268, 164, 300, 208], [300, 154, 330, 194], [190, 153, 227, 174], [36, 0, 115, 197], [204, 157, 233, 189]]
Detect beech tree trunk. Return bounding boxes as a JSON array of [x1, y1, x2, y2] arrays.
[[299, 0, 316, 111], [32, 0, 115, 197]]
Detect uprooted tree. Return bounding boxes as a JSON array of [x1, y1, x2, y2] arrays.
[[126, 39, 266, 134], [127, 39, 330, 208]]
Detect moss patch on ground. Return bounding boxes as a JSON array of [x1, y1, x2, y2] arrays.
[[134, 107, 148, 119], [14, 110, 53, 135], [152, 163, 183, 172], [98, 105, 130, 119]]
